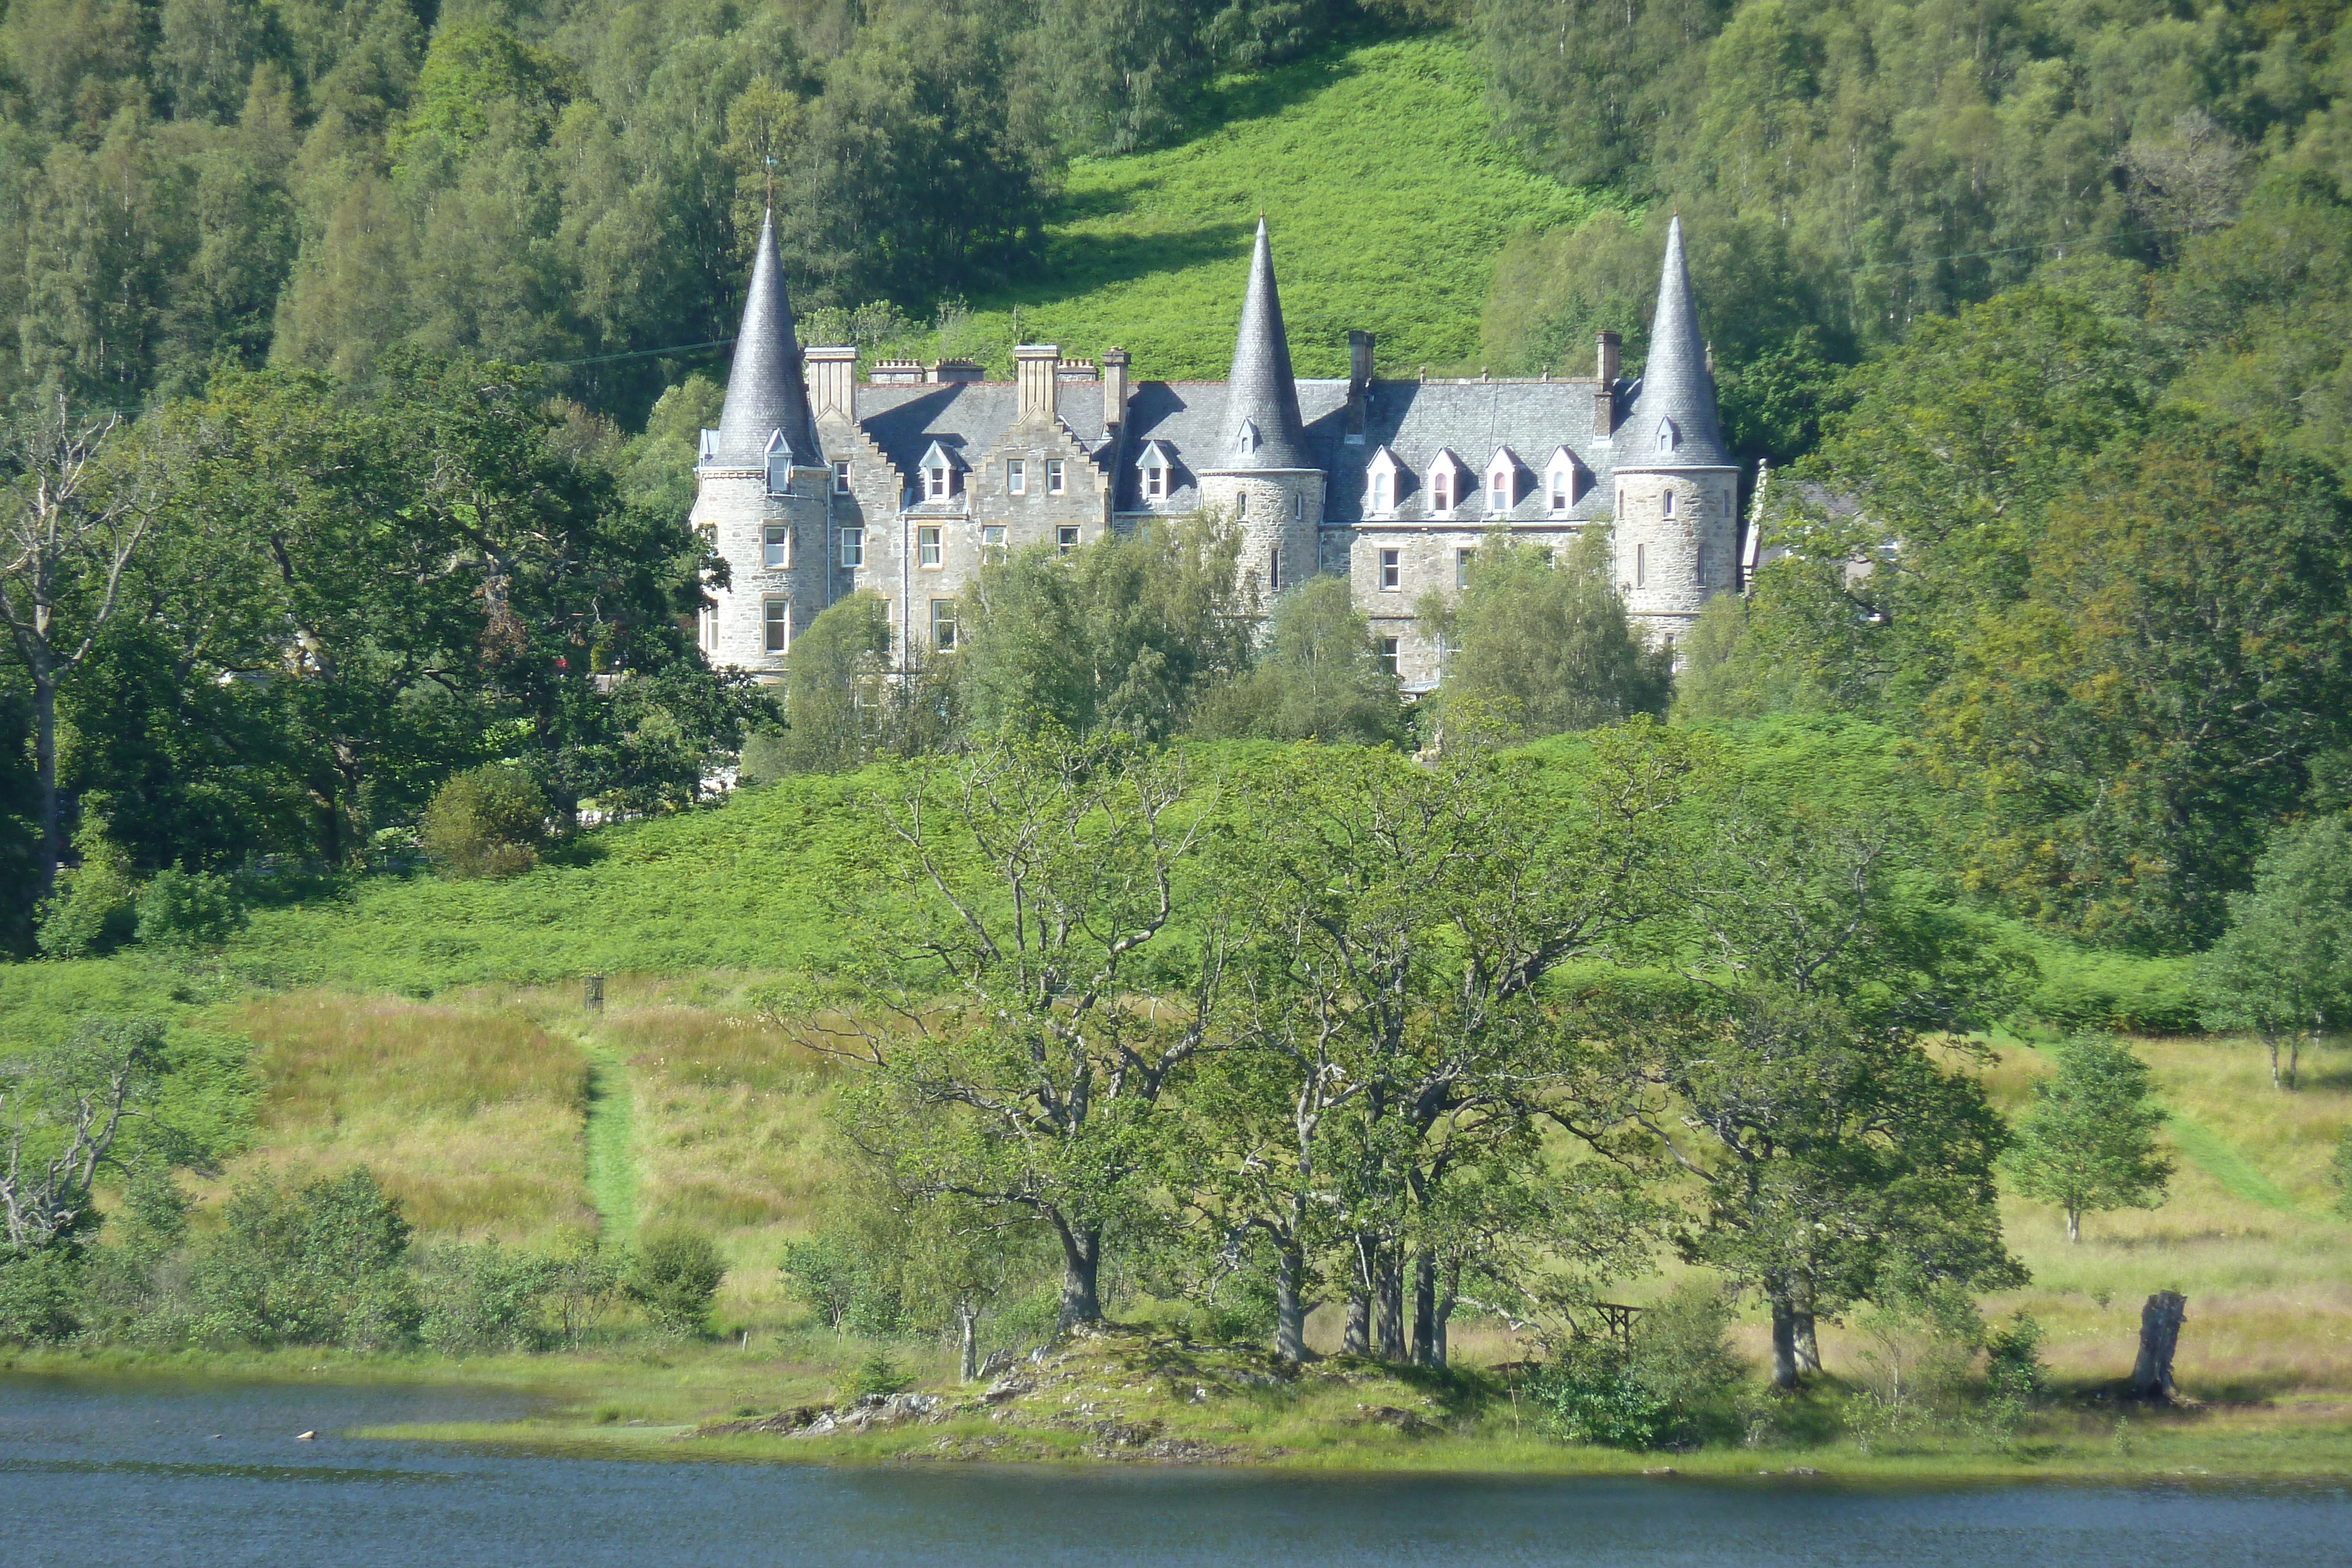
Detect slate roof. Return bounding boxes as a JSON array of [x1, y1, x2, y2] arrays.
[[1211, 219, 1316, 472], [1111, 376, 1627, 521], [710, 210, 822, 469], [1622, 216, 1733, 470], [849, 382, 1111, 499]]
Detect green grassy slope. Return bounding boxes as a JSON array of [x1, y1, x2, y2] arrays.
[[911, 34, 1596, 382]]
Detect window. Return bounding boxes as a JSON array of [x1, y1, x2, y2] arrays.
[[1378, 637, 1400, 678], [1489, 473, 1508, 511], [1456, 547, 1475, 590], [918, 526, 942, 567], [831, 461, 851, 494], [1551, 479, 1568, 511], [1046, 460, 1065, 495], [931, 599, 958, 651], [1635, 542, 1647, 589], [1662, 491, 1675, 519], [839, 527, 864, 569], [1431, 473, 1452, 511], [1268, 546, 1281, 591], [1237, 490, 1249, 520], [1379, 549, 1401, 591], [1293, 492, 1304, 520], [1695, 543, 1709, 585], [763, 524, 790, 570], [1144, 464, 1167, 500], [983, 524, 1007, 562], [1057, 525, 1080, 553], [1371, 473, 1391, 512], [697, 605, 716, 653], [764, 599, 790, 655], [925, 467, 950, 501], [1007, 459, 1026, 495]]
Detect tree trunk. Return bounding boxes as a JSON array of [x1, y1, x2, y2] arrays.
[[958, 1304, 979, 1383], [1411, 1252, 1437, 1367], [1274, 1242, 1307, 1363], [1769, 1296, 1800, 1390], [1793, 1309, 1822, 1378], [1055, 1225, 1102, 1332], [2288, 1030, 2306, 1092], [2130, 1291, 2187, 1403], [1432, 1262, 1456, 1369], [1343, 1292, 1371, 1356], [31, 663, 58, 898], [1375, 1248, 1405, 1361], [2269, 1035, 2281, 1089], [2066, 1203, 2082, 1244]]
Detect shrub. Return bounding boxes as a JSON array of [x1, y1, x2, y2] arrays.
[[846, 1350, 911, 1400], [2332, 1128, 2352, 1219], [626, 1222, 726, 1335], [134, 868, 247, 949], [417, 1242, 560, 1353], [35, 825, 137, 957], [1526, 1283, 1748, 1449], [0, 1249, 84, 1345], [420, 765, 549, 879], [185, 1167, 420, 1349]]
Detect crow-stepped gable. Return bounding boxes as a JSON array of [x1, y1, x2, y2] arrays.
[[693, 212, 1746, 688]]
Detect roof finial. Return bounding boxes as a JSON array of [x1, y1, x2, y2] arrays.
[[1212, 216, 1312, 472], [1625, 215, 1730, 469], [711, 206, 820, 468]]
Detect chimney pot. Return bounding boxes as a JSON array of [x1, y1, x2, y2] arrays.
[[1014, 343, 1060, 420], [1102, 347, 1130, 429], [805, 346, 857, 420]]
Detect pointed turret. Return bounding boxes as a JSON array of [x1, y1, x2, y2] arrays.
[[1214, 218, 1314, 472], [710, 210, 821, 469], [1625, 216, 1732, 469]]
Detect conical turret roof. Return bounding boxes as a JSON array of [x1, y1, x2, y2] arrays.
[[710, 210, 821, 469], [1212, 218, 1314, 472], [1626, 216, 1732, 469]]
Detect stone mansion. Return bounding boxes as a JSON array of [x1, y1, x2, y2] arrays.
[[693, 213, 1744, 692]]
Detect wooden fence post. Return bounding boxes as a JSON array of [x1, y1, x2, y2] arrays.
[[584, 975, 604, 1014]]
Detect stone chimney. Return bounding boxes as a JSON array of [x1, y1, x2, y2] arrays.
[[1595, 330, 1622, 437], [1015, 343, 1060, 421], [805, 346, 857, 420], [1345, 329, 1375, 441], [1101, 346, 1130, 429]]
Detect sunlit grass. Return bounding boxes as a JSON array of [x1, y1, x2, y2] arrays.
[[212, 992, 595, 1242]]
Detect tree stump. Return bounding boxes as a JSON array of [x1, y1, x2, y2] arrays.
[[2129, 1290, 2187, 1403]]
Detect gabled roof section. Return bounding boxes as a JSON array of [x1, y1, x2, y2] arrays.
[[712, 209, 822, 469], [1625, 216, 1732, 469], [1136, 439, 1177, 469], [918, 439, 965, 472], [1485, 445, 1524, 477], [1212, 219, 1315, 472]]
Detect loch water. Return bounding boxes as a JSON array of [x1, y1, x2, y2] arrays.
[[2, 1374, 2344, 1567]]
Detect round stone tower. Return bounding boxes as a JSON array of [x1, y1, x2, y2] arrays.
[[1197, 219, 1323, 606], [1611, 216, 1741, 648]]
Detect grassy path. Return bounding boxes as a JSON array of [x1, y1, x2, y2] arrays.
[[579, 1040, 640, 1243], [2163, 1111, 2302, 1215]]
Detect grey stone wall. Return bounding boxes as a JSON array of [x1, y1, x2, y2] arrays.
[[690, 465, 831, 678], [1611, 466, 1740, 643], [1198, 470, 1322, 606]]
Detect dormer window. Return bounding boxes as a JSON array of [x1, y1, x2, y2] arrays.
[[1366, 447, 1403, 516], [1485, 449, 1522, 514], [1236, 418, 1259, 456], [1428, 450, 1468, 514], [1656, 419, 1679, 453], [918, 440, 961, 502], [1545, 447, 1580, 513], [1137, 441, 1175, 503]]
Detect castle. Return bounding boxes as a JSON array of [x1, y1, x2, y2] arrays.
[[693, 213, 1742, 691]]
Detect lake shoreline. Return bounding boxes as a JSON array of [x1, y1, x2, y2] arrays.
[[11, 1345, 2352, 1489]]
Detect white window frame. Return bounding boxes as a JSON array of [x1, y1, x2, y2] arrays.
[[1144, 464, 1167, 500], [1237, 491, 1250, 520], [931, 598, 957, 651], [925, 467, 950, 501], [1456, 547, 1474, 590], [1378, 549, 1401, 592], [983, 524, 1007, 562], [1488, 469, 1510, 513], [1635, 541, 1647, 589], [763, 597, 791, 655], [1663, 490, 1676, 519], [831, 460, 851, 494], [1378, 636, 1400, 678], [1431, 472, 1452, 512], [1046, 459, 1065, 495], [1056, 524, 1080, 554], [1371, 473, 1391, 513], [1008, 459, 1026, 495], [918, 525, 943, 567], [763, 524, 791, 570], [839, 526, 864, 569]]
